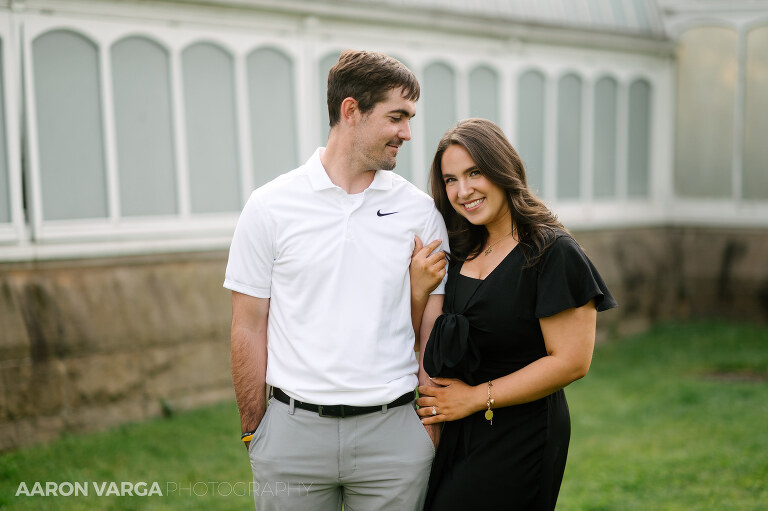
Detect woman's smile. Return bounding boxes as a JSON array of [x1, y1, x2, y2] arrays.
[[461, 198, 485, 211]]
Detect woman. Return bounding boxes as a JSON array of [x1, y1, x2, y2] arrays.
[[413, 118, 617, 510]]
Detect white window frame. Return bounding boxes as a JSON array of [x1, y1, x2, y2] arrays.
[[664, 15, 768, 226], [499, 54, 672, 230], [5, 1, 764, 262], [0, 11, 24, 245], [21, 12, 304, 245]]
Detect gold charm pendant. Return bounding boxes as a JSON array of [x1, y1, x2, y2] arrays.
[[485, 380, 495, 425], [482, 231, 513, 257]]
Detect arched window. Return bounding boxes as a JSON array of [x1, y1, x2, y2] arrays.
[[517, 70, 546, 195], [112, 36, 177, 216], [627, 78, 652, 198], [593, 76, 618, 199], [34, 29, 107, 220], [556, 73, 582, 200], [743, 25, 768, 200], [247, 47, 298, 187], [182, 42, 241, 212], [424, 62, 457, 176], [674, 27, 737, 198], [469, 65, 499, 124]]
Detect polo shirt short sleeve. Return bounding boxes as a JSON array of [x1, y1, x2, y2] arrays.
[[223, 180, 280, 298]]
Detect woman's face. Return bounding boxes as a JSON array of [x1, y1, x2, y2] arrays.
[[440, 144, 511, 231]]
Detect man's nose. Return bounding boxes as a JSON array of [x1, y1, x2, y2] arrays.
[[399, 120, 412, 141]]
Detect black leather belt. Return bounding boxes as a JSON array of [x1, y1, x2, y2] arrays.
[[272, 387, 414, 418]]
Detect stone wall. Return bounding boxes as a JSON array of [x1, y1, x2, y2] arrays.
[[0, 252, 233, 452], [575, 226, 768, 336], [0, 226, 767, 451]]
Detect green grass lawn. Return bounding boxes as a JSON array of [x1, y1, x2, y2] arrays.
[[1, 321, 767, 510], [559, 321, 768, 511], [0, 399, 252, 510]]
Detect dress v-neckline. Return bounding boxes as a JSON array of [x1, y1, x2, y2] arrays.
[[458, 242, 521, 282], [453, 244, 521, 312]]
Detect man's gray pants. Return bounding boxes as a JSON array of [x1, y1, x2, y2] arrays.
[[248, 396, 435, 510]]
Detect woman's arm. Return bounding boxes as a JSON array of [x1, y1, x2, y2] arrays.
[[417, 300, 596, 423], [410, 235, 446, 351], [418, 294, 446, 448]]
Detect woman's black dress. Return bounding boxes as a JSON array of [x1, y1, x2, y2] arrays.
[[423, 234, 616, 510]]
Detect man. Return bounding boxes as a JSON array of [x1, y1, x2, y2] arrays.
[[224, 50, 447, 510]]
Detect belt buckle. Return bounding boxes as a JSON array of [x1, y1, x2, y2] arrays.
[[318, 405, 344, 418]]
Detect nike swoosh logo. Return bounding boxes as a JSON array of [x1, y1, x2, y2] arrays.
[[376, 210, 398, 217]]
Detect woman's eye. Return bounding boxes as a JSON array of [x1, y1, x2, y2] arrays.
[[469, 170, 481, 177]]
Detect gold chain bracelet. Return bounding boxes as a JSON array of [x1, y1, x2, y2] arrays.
[[484, 380, 494, 425]]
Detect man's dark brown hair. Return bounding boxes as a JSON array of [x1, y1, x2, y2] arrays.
[[327, 50, 420, 127]]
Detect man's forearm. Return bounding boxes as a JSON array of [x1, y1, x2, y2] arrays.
[[231, 327, 268, 432]]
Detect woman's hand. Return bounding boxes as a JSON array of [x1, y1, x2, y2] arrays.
[[416, 377, 485, 425], [410, 236, 447, 299]]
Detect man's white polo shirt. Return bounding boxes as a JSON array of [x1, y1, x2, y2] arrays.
[[224, 148, 448, 406]]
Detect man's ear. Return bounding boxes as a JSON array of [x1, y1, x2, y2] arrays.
[[340, 97, 359, 125]]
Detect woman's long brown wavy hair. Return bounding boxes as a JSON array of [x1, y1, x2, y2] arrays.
[[430, 118, 567, 267]]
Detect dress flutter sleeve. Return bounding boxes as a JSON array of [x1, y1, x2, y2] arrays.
[[535, 235, 617, 318]]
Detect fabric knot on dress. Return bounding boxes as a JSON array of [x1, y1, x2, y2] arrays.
[[423, 312, 481, 379]]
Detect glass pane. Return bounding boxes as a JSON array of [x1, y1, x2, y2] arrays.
[[389, 55, 413, 183], [0, 38, 8, 223], [631, 0, 652, 32], [469, 66, 499, 124], [674, 27, 736, 198], [743, 26, 768, 200], [627, 79, 652, 198], [318, 51, 341, 146], [182, 42, 241, 212], [593, 77, 617, 199], [517, 70, 546, 195], [33, 30, 107, 220], [247, 48, 298, 187], [611, 1, 628, 26], [557, 74, 582, 200], [424, 63, 457, 183], [112, 37, 177, 216]]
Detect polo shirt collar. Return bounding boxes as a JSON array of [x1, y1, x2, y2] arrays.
[[306, 147, 394, 192], [369, 168, 393, 190], [306, 148, 336, 191]]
